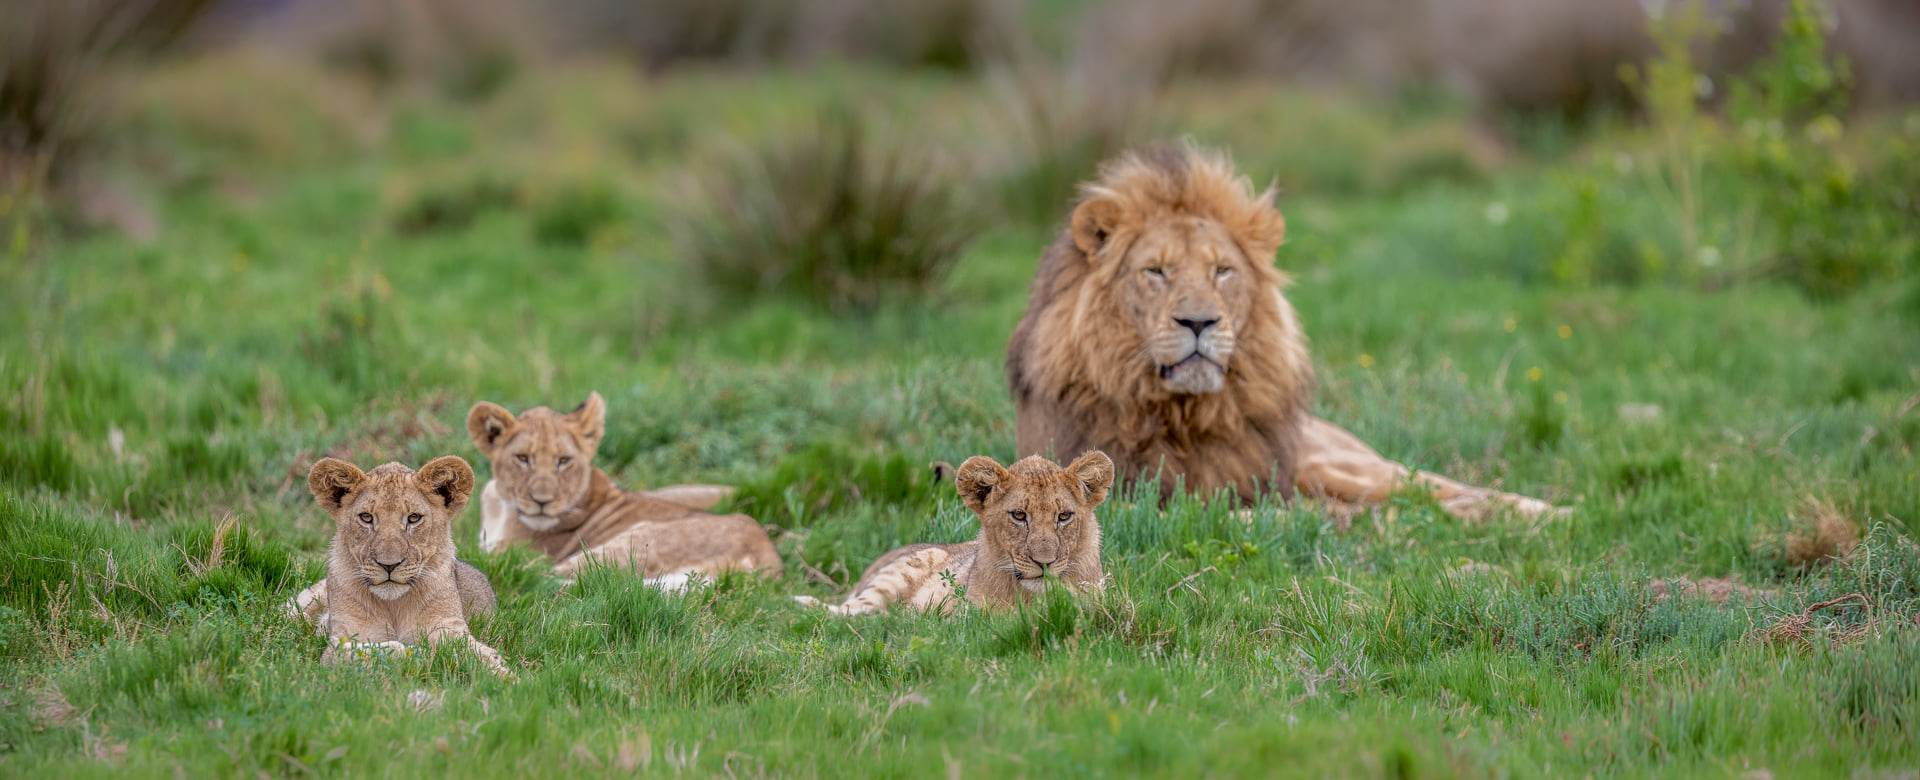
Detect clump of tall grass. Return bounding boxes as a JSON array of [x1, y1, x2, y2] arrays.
[[677, 108, 977, 313]]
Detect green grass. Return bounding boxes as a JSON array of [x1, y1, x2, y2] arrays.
[[2, 55, 1918, 777]]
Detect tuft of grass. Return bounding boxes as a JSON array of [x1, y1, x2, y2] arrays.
[[677, 107, 976, 313]]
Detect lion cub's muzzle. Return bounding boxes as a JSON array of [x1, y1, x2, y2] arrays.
[[362, 559, 419, 600]]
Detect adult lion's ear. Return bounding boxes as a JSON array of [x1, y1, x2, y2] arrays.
[[566, 391, 606, 448], [1066, 450, 1116, 507], [467, 402, 517, 457], [1071, 197, 1123, 257], [955, 456, 1012, 516], [1240, 186, 1287, 259], [309, 458, 367, 512], [415, 455, 477, 511]]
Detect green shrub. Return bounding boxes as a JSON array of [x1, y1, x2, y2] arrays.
[[531, 177, 623, 248], [391, 174, 518, 236], [678, 108, 976, 312]]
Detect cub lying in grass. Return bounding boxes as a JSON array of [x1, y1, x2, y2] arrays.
[[797, 451, 1114, 616], [468, 392, 781, 587], [289, 456, 510, 676]]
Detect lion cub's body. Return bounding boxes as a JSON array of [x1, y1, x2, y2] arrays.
[[803, 452, 1114, 616], [469, 393, 781, 586], [295, 456, 509, 675]]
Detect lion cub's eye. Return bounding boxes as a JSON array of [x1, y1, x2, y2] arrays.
[[358, 513, 373, 525], [1058, 511, 1073, 524], [516, 454, 531, 465], [1214, 265, 1232, 278], [406, 513, 423, 526], [1144, 267, 1166, 279], [558, 456, 572, 467], [1010, 511, 1027, 523]]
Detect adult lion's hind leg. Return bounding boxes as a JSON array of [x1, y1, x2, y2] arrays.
[[1293, 415, 1565, 520]]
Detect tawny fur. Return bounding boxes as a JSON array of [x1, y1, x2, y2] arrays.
[[467, 392, 781, 585], [1008, 141, 1562, 519], [800, 452, 1114, 616], [290, 456, 510, 676]]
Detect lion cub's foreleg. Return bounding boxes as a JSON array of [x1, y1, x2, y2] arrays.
[[1293, 415, 1565, 520]]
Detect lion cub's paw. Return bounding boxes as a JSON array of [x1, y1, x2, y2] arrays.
[[792, 595, 823, 609]]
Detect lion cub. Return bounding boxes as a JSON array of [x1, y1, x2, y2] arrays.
[[293, 456, 509, 676], [799, 451, 1115, 616], [467, 392, 781, 587]]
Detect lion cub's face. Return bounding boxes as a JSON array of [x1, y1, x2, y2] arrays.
[[1075, 206, 1271, 397], [466, 393, 604, 531], [956, 452, 1115, 582], [309, 456, 474, 601]]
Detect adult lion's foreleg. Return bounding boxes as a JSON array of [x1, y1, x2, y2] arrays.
[[1292, 415, 1564, 520]]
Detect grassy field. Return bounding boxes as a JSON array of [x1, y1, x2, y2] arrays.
[[3, 48, 1920, 778]]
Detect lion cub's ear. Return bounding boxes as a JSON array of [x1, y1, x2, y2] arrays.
[[309, 458, 367, 512], [414, 455, 477, 511], [955, 456, 1013, 516], [1065, 450, 1116, 507], [467, 402, 518, 458], [1071, 197, 1124, 257], [565, 391, 607, 449]]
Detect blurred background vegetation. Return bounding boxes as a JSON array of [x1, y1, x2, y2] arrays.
[[4, 0, 1917, 310]]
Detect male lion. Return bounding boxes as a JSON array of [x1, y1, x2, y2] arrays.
[[467, 392, 782, 586], [796, 451, 1113, 616], [1008, 142, 1560, 519], [292, 456, 510, 676]]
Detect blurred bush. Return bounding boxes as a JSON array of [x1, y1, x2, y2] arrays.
[[553, 0, 1020, 74], [256, 0, 530, 102], [1, 0, 218, 237], [676, 107, 977, 313], [990, 65, 1153, 226]]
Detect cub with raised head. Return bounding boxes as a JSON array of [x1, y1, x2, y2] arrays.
[[468, 392, 781, 586], [293, 456, 509, 675], [798, 451, 1114, 616]]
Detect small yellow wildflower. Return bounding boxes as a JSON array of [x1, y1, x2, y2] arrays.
[[1503, 315, 1518, 333], [1526, 366, 1542, 382], [1358, 353, 1375, 368], [1553, 391, 1568, 404], [1558, 325, 1572, 339]]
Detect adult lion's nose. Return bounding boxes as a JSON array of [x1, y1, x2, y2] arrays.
[[1173, 316, 1219, 337], [378, 561, 399, 574]]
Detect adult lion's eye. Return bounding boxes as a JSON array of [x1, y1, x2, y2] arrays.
[[1058, 512, 1073, 524], [1010, 511, 1027, 523], [406, 513, 423, 525], [1144, 267, 1166, 278], [1215, 265, 1232, 278], [516, 454, 530, 465], [358, 513, 373, 525], [558, 456, 571, 466]]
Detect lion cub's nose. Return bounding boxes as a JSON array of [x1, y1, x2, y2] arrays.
[[1173, 316, 1219, 336], [378, 561, 400, 574]]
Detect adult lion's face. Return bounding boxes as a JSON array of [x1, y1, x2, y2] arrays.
[[955, 452, 1114, 583], [466, 392, 604, 531], [309, 457, 473, 600], [1072, 199, 1275, 397]]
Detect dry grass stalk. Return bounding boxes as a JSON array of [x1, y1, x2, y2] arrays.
[[1750, 592, 1878, 650]]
